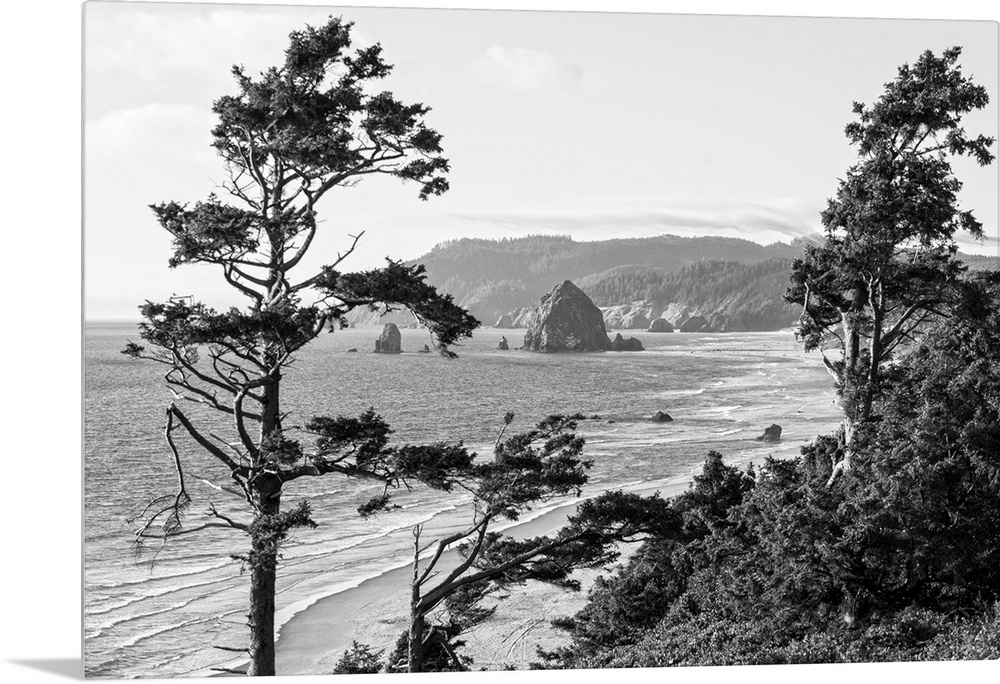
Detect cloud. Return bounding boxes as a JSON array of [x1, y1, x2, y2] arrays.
[[451, 199, 823, 245], [475, 46, 583, 91]]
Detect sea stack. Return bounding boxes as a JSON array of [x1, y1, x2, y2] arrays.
[[611, 333, 644, 351], [523, 280, 612, 353], [374, 323, 402, 353], [755, 424, 782, 442]]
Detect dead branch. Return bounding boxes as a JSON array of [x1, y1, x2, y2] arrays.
[[208, 503, 250, 532], [168, 403, 247, 475]]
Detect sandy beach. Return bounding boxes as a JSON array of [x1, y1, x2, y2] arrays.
[[264, 442, 805, 676]]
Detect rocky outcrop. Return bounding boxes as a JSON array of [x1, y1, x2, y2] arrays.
[[679, 315, 714, 333], [651, 411, 673, 423], [498, 336, 509, 350], [602, 301, 657, 330], [648, 317, 673, 333], [344, 307, 414, 328], [610, 333, 644, 352], [523, 281, 612, 353], [602, 301, 712, 331], [755, 424, 782, 442], [495, 307, 535, 329], [661, 303, 695, 328], [373, 323, 402, 353], [708, 313, 746, 332]]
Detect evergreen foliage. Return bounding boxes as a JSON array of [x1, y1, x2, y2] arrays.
[[332, 641, 385, 674], [786, 47, 995, 481], [539, 275, 1000, 671], [398, 415, 677, 672]]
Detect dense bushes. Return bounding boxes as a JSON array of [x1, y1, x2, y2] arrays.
[[542, 277, 1000, 668]]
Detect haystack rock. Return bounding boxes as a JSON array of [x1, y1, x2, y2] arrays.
[[648, 317, 673, 333], [498, 336, 509, 350], [610, 333, 644, 352], [755, 424, 782, 443], [373, 323, 402, 353], [523, 280, 612, 353]]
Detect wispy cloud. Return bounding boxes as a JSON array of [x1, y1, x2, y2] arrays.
[[475, 46, 583, 91], [451, 199, 823, 245]]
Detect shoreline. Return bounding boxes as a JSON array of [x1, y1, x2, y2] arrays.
[[198, 440, 806, 677]]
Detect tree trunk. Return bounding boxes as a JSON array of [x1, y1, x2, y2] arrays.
[[828, 297, 866, 485], [247, 536, 277, 675], [831, 288, 883, 486], [247, 481, 281, 676], [408, 601, 426, 673], [861, 294, 884, 426], [248, 370, 283, 676]]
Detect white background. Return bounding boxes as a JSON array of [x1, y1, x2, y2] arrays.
[[2, 1, 998, 683]]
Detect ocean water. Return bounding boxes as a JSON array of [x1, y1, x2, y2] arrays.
[[84, 322, 842, 678]]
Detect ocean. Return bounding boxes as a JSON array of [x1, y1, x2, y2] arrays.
[[84, 321, 842, 678]]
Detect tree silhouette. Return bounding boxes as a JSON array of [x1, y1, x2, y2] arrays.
[[787, 47, 995, 483], [123, 16, 478, 676]]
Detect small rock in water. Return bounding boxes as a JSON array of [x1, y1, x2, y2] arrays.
[[651, 411, 673, 423], [347, 348, 358, 353], [648, 317, 673, 333], [755, 424, 782, 442], [611, 333, 644, 352], [498, 336, 509, 350], [418, 344, 431, 353]]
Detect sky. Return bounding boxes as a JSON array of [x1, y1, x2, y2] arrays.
[[83, 2, 998, 319]]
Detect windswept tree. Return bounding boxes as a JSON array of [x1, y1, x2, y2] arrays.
[[393, 414, 675, 672], [787, 47, 995, 482], [123, 17, 479, 676]]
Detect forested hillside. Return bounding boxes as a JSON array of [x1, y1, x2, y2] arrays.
[[347, 233, 996, 332], [348, 234, 810, 327], [962, 253, 1000, 272], [578, 258, 802, 331]]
